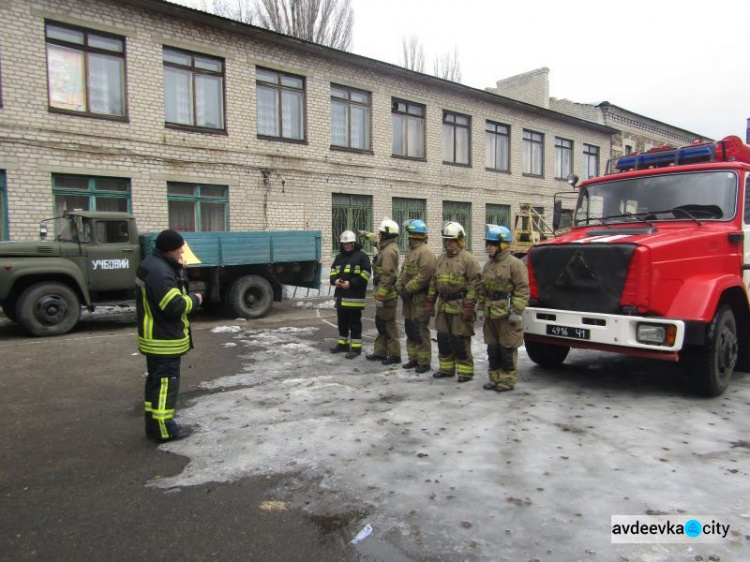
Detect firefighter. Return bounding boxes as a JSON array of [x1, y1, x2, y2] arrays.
[[329, 230, 372, 359], [366, 218, 402, 365], [136, 229, 203, 443], [396, 219, 436, 374], [427, 222, 481, 382], [480, 224, 530, 392]]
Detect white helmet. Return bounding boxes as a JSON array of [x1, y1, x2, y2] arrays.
[[339, 230, 356, 244], [441, 221, 466, 240], [379, 217, 399, 235]]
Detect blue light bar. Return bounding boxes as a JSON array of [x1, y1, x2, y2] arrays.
[[615, 143, 716, 171]]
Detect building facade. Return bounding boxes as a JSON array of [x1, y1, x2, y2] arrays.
[[0, 0, 615, 255]]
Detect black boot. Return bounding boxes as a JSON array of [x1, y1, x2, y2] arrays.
[[330, 343, 349, 353], [345, 348, 361, 360], [366, 353, 387, 361], [457, 376, 472, 383], [414, 364, 431, 374], [382, 356, 402, 366], [432, 371, 454, 379], [403, 360, 419, 370]]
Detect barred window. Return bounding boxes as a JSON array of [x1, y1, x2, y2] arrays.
[[332, 193, 372, 252], [392, 197, 426, 252], [442, 200, 472, 251]]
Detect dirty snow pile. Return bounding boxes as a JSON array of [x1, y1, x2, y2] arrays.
[[152, 325, 750, 561]]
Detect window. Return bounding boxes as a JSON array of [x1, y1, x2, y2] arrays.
[[256, 67, 305, 141], [392, 99, 425, 159], [52, 175, 130, 216], [485, 121, 510, 172], [95, 220, 130, 244], [45, 21, 125, 117], [331, 85, 371, 151], [0, 171, 7, 241], [625, 145, 633, 155], [332, 194, 372, 252], [163, 47, 225, 130], [583, 144, 600, 179], [442, 200, 472, 251], [392, 197, 426, 252], [167, 183, 228, 232], [443, 111, 470, 165], [486, 203, 511, 229], [523, 130, 544, 176], [555, 137, 573, 179]]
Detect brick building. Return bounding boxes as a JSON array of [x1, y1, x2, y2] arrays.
[[0, 0, 616, 254], [489, 67, 712, 174]]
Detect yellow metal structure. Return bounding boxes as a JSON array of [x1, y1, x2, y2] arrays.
[[510, 204, 554, 257]]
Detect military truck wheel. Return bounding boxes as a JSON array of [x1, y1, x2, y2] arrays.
[[682, 305, 736, 397], [2, 296, 19, 323], [17, 282, 81, 336], [525, 339, 570, 368], [227, 275, 273, 319]]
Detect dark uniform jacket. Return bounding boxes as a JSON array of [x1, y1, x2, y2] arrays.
[[136, 249, 199, 357], [330, 243, 371, 309]]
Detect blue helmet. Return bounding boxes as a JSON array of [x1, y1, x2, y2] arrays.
[[485, 224, 512, 243], [405, 219, 428, 236]]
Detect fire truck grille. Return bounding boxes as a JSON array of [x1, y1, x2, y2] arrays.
[[530, 244, 636, 313]]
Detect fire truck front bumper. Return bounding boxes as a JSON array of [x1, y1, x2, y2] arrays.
[[523, 307, 686, 359]]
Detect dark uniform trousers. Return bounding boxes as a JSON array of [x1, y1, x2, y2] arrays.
[[144, 356, 181, 440], [337, 308, 363, 351]]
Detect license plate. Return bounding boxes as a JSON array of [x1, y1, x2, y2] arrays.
[[546, 324, 591, 340]]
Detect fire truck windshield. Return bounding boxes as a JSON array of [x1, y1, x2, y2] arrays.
[[575, 171, 738, 226]]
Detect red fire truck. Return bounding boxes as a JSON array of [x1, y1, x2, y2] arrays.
[[523, 136, 750, 396]]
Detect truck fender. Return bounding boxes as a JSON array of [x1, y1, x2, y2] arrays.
[[1, 258, 91, 305], [665, 273, 747, 321]]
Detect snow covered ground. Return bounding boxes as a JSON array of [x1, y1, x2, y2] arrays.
[[150, 316, 750, 561]]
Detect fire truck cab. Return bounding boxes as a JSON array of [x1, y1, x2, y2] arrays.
[[523, 136, 750, 396]]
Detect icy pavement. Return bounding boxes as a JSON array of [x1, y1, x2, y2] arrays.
[[151, 323, 750, 561]]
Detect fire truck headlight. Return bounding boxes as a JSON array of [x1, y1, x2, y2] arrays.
[[636, 323, 677, 346]]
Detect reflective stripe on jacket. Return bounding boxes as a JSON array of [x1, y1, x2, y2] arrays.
[[428, 248, 481, 314], [373, 238, 399, 301], [136, 250, 198, 357], [330, 244, 371, 309], [397, 240, 436, 303], [479, 249, 530, 318]]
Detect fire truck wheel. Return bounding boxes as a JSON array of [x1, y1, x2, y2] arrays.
[[683, 305, 736, 397], [227, 275, 274, 319], [17, 281, 81, 337], [524, 339, 570, 368]]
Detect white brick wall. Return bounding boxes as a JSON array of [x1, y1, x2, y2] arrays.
[[0, 0, 613, 257]]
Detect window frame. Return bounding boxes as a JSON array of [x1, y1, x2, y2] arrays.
[[330, 84, 372, 153], [442, 200, 472, 251], [392, 197, 427, 252], [442, 110, 471, 167], [391, 98, 426, 161], [555, 137, 573, 180], [167, 182, 229, 232], [485, 203, 511, 230], [52, 174, 131, 216], [523, 129, 544, 177], [485, 121, 510, 173], [331, 193, 373, 253], [44, 20, 128, 121], [583, 143, 600, 179], [256, 67, 307, 144], [162, 46, 226, 134]]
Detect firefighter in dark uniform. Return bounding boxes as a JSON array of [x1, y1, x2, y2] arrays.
[[427, 222, 481, 382], [329, 230, 372, 359], [396, 219, 436, 373], [479, 225, 530, 392], [136, 229, 202, 443]]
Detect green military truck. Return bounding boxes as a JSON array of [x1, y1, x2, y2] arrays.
[[0, 211, 322, 336]]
